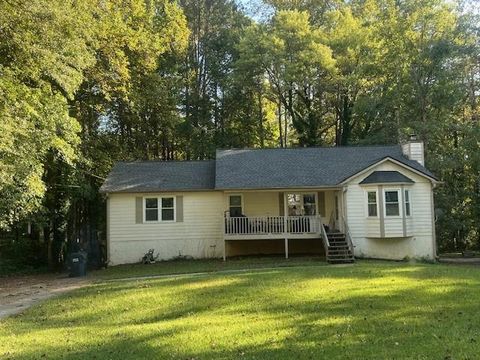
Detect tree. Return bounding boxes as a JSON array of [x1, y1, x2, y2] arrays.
[[0, 0, 96, 228], [179, 0, 262, 158], [238, 10, 336, 146]]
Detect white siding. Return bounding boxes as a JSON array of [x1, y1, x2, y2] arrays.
[[108, 191, 224, 265], [345, 160, 435, 260], [366, 218, 381, 238]]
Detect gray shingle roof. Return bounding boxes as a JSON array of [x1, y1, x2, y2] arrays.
[[359, 171, 414, 185], [215, 146, 437, 190], [100, 145, 437, 193], [99, 160, 215, 193]]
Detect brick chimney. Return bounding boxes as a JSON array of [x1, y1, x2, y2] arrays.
[[401, 134, 424, 166]]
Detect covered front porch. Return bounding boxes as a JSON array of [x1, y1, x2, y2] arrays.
[[222, 190, 353, 262]]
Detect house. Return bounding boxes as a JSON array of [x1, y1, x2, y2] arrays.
[[100, 138, 439, 265]]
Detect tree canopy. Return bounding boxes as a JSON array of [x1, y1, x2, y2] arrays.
[[0, 0, 479, 269]]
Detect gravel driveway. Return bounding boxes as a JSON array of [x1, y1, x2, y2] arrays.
[[0, 273, 89, 319]]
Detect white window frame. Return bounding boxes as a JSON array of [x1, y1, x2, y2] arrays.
[[228, 194, 244, 217], [404, 189, 412, 217], [365, 189, 379, 218], [384, 189, 401, 218], [143, 196, 176, 223], [160, 196, 176, 222]]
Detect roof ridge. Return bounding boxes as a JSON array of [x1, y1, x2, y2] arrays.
[[115, 159, 215, 164], [216, 144, 400, 152]]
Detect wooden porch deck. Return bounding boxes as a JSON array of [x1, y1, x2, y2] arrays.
[[222, 215, 354, 263]]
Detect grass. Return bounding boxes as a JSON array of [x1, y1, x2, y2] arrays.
[[91, 256, 326, 280], [2, 261, 480, 359]]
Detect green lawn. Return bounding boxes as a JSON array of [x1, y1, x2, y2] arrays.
[[2, 261, 480, 359], [91, 256, 327, 280]]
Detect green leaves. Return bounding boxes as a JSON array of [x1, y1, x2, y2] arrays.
[[0, 0, 189, 228], [0, 0, 478, 254], [238, 10, 337, 146]]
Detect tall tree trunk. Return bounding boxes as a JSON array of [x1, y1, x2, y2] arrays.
[[278, 100, 284, 148], [258, 92, 264, 148]]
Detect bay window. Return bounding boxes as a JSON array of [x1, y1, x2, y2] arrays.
[[404, 189, 411, 216], [384, 190, 400, 216], [367, 191, 378, 217]]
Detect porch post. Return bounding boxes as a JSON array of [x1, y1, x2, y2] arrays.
[[283, 192, 288, 259]]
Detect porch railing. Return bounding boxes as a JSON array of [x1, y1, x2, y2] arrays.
[[224, 215, 322, 236], [341, 214, 354, 252], [320, 220, 330, 256]]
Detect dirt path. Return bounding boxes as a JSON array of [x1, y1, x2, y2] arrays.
[[0, 274, 89, 320], [438, 257, 480, 265], [0, 262, 353, 320]]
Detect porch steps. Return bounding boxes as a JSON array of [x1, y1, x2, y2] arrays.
[[326, 233, 354, 264]]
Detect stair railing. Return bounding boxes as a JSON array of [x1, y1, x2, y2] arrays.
[[341, 214, 354, 255], [320, 218, 330, 258]]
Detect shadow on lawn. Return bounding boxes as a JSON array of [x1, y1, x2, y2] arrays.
[[7, 264, 480, 360]]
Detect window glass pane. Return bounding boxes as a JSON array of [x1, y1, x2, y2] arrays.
[[229, 196, 242, 206], [288, 194, 302, 216], [287, 194, 301, 205], [386, 203, 400, 216], [367, 192, 377, 217], [404, 190, 411, 216], [229, 206, 242, 217], [304, 204, 316, 215], [145, 209, 158, 221], [145, 198, 158, 209], [385, 191, 398, 203], [162, 197, 174, 208], [303, 194, 316, 205], [162, 208, 174, 221]]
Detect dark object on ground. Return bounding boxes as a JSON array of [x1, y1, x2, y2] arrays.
[[462, 251, 476, 258], [69, 251, 87, 277], [142, 249, 158, 264]]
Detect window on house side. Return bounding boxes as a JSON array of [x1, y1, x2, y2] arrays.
[[145, 198, 159, 221], [229, 195, 243, 217], [385, 190, 400, 216], [404, 190, 411, 216], [144, 197, 175, 222], [367, 191, 377, 217], [303, 194, 317, 216], [161, 197, 175, 221]]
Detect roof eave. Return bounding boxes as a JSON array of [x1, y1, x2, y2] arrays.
[[215, 185, 344, 191], [100, 188, 217, 194], [339, 157, 439, 185], [359, 181, 415, 186]]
